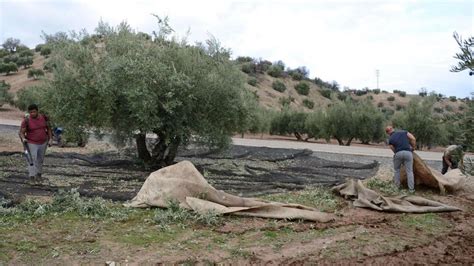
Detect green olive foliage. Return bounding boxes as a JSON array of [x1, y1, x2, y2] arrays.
[[38, 19, 253, 167]]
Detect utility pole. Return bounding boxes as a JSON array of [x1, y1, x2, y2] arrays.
[[375, 69, 380, 90]]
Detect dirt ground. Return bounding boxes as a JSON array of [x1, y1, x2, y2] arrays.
[[0, 128, 473, 264]]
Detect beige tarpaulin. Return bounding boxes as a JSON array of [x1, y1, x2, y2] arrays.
[[400, 152, 473, 194], [125, 160, 335, 222], [332, 178, 461, 213]]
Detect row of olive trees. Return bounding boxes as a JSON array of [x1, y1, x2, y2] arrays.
[[253, 99, 386, 145], [0, 38, 34, 75], [241, 95, 471, 149]]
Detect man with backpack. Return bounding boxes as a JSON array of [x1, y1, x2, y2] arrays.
[[18, 104, 53, 182]]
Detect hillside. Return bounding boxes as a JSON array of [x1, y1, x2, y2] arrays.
[[0, 52, 468, 121], [239, 62, 466, 116]]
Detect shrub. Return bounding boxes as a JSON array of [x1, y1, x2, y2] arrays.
[[247, 77, 257, 86], [377, 102, 384, 108], [419, 88, 428, 97], [373, 89, 381, 94], [459, 105, 465, 111], [3, 55, 18, 63], [0, 62, 18, 75], [367, 95, 373, 100], [17, 56, 33, 68], [236, 56, 253, 63], [434, 107, 443, 113], [19, 49, 34, 57], [355, 89, 368, 96], [43, 60, 56, 72], [278, 96, 294, 107], [256, 59, 272, 73], [303, 99, 314, 109], [15, 44, 30, 54], [241, 62, 256, 74], [445, 104, 453, 112], [393, 90, 406, 97], [320, 89, 331, 99], [387, 96, 395, 101], [272, 80, 286, 92], [449, 96, 457, 102], [27, 68, 45, 80], [396, 104, 404, 111], [294, 82, 310, 95], [35, 44, 44, 52], [40, 46, 52, 57], [288, 70, 303, 80], [14, 85, 44, 111], [382, 90, 388, 93], [267, 65, 284, 78], [288, 67, 309, 81], [0, 49, 8, 58], [337, 92, 348, 101], [381, 107, 394, 116]]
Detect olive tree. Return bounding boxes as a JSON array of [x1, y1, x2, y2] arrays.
[[40, 20, 253, 168], [392, 96, 443, 149], [323, 100, 357, 145], [305, 110, 327, 141], [2, 38, 21, 53], [270, 108, 308, 141], [353, 100, 385, 144], [460, 93, 474, 151], [450, 32, 473, 74], [0, 62, 18, 75], [0, 81, 13, 107]]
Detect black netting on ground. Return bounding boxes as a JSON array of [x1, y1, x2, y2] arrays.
[[0, 145, 379, 201]]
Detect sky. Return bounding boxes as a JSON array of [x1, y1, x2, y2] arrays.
[[1, 0, 473, 97]]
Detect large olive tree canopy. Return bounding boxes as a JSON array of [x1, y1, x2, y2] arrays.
[[41, 19, 254, 167]]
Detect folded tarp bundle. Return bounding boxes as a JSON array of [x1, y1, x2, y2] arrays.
[[332, 178, 461, 213], [125, 160, 335, 222], [400, 152, 472, 194]]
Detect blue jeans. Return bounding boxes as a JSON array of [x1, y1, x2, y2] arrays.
[[393, 150, 414, 191]]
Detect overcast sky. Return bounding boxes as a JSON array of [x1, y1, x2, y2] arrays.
[[1, 0, 472, 97]]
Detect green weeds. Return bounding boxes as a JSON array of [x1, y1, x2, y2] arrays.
[[365, 178, 399, 196], [262, 186, 342, 212]]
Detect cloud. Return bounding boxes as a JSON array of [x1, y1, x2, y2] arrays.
[[0, 0, 472, 97]]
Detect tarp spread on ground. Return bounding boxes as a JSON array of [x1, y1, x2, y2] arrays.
[[400, 152, 473, 194], [125, 160, 335, 222], [332, 178, 461, 213]]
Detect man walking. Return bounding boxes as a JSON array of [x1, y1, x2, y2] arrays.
[[19, 104, 52, 182], [385, 126, 417, 193]]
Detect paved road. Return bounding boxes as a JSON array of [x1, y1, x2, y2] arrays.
[[0, 118, 444, 161], [232, 138, 444, 161], [0, 119, 20, 127]]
